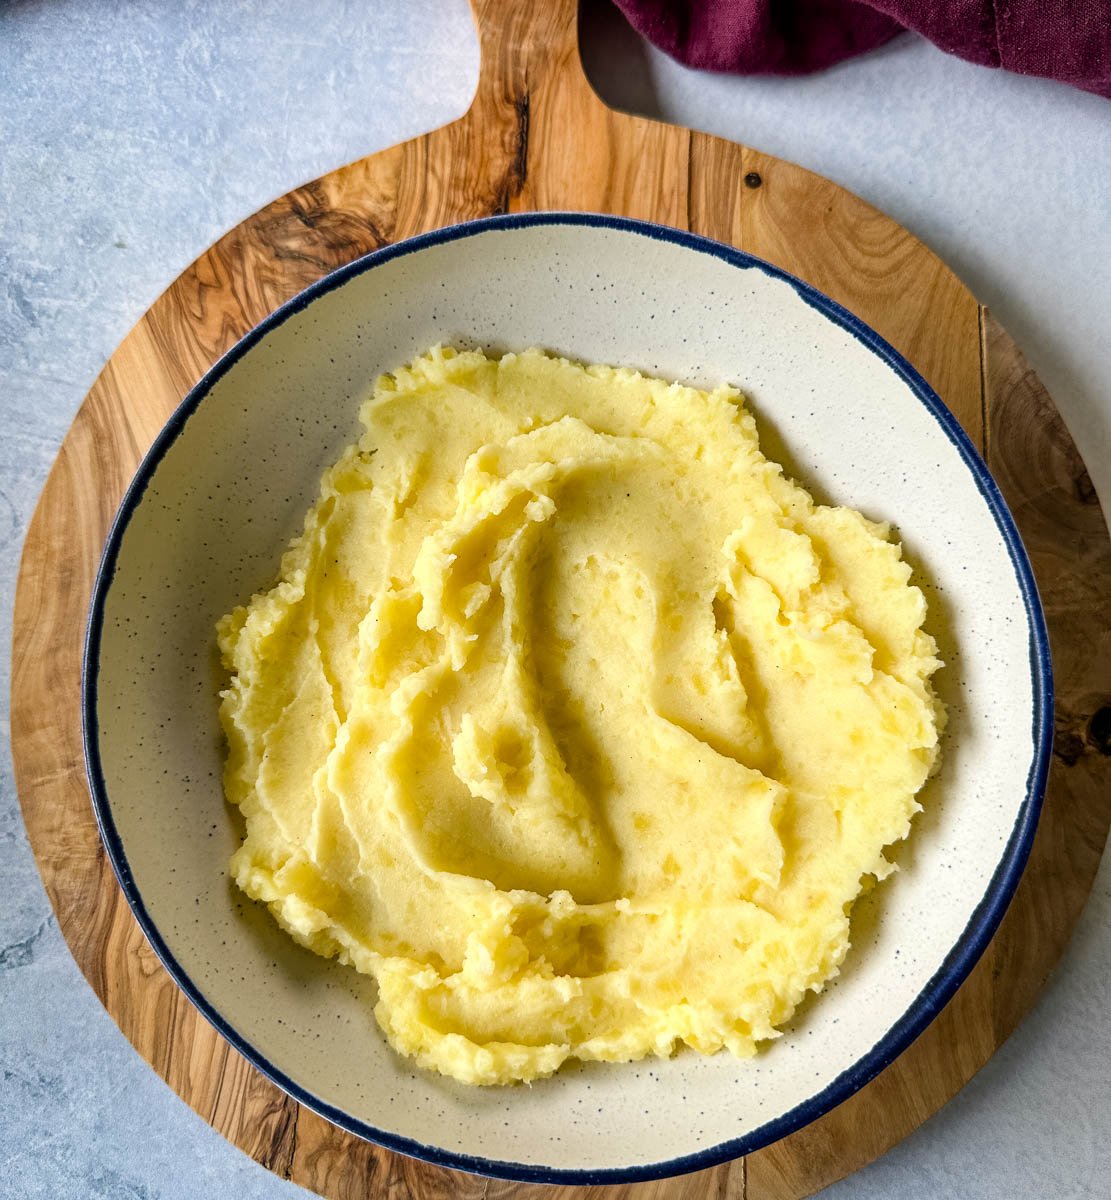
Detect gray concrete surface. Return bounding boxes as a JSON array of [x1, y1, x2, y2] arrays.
[[2, 1, 1108, 1196]]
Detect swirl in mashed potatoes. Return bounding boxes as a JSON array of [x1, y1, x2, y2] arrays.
[[217, 346, 942, 1085]]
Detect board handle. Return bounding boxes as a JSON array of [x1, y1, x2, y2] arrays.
[[467, 0, 600, 116]]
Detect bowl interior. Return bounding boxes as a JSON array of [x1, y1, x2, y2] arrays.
[[87, 215, 1047, 1181]]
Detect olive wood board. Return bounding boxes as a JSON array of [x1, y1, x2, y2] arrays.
[[11, 1, 1111, 1197]]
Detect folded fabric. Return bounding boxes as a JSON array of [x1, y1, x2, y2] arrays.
[[612, 0, 1111, 98]]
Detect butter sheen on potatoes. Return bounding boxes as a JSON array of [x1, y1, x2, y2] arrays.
[[217, 346, 942, 1086]]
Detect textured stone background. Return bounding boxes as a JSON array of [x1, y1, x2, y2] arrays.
[[2, 2, 1108, 1197]]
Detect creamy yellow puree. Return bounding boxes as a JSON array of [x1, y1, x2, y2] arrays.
[[218, 346, 942, 1086]]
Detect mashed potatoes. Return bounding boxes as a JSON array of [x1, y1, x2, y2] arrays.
[[218, 346, 942, 1086]]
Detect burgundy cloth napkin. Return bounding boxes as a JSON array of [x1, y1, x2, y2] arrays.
[[612, 0, 1111, 98]]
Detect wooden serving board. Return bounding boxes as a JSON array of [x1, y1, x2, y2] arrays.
[[12, 1, 1111, 1196]]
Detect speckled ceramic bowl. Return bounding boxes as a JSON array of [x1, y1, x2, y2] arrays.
[[83, 213, 1051, 1184]]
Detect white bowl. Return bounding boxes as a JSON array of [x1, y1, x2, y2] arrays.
[[83, 214, 1052, 1183]]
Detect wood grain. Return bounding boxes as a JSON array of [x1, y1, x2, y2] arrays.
[[10, 1, 1111, 1197]]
